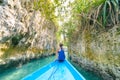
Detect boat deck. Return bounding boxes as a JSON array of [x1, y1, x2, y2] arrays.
[[36, 61, 75, 80], [22, 60, 86, 80]]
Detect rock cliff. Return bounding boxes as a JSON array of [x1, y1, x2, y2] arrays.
[[0, 0, 57, 69], [69, 25, 120, 80]]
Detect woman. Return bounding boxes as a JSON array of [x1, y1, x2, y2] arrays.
[[56, 43, 65, 62]]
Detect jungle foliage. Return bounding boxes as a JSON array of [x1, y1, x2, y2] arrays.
[[33, 0, 120, 45], [61, 0, 120, 43], [33, 0, 62, 20]]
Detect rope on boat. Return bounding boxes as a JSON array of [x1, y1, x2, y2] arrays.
[[48, 60, 59, 80]]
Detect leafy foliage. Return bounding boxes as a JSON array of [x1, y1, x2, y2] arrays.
[[33, 0, 61, 20], [98, 0, 119, 28], [74, 0, 119, 29]]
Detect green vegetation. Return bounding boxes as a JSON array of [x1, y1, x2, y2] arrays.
[[1, 46, 53, 59], [62, 0, 119, 35], [11, 34, 24, 47], [62, 0, 118, 39], [0, 0, 3, 4], [116, 27, 120, 35], [33, 0, 61, 20], [1, 46, 26, 58]]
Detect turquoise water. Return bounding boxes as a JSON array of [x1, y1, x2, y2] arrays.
[[0, 56, 102, 80], [0, 56, 55, 80], [71, 61, 103, 80]]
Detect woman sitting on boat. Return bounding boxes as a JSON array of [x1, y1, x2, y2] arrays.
[[56, 43, 65, 62]]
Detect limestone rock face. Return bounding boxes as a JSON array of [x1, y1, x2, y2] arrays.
[[0, 0, 57, 71], [69, 25, 120, 55], [68, 17, 120, 80], [0, 0, 57, 57], [70, 54, 120, 80]]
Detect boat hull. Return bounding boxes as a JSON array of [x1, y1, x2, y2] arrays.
[[22, 60, 86, 80]]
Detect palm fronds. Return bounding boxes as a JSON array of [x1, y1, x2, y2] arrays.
[[95, 0, 119, 29]]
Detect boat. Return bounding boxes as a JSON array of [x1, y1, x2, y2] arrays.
[[22, 60, 86, 80]]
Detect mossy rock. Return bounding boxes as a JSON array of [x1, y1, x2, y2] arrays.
[[0, 36, 10, 43], [0, 0, 3, 3], [11, 34, 23, 46], [0, 0, 4, 5], [116, 27, 120, 35]]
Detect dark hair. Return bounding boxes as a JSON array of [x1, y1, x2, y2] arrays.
[[59, 43, 63, 47]]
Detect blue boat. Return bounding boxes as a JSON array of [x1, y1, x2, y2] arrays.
[[22, 60, 86, 80]]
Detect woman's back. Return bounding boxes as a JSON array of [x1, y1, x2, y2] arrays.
[[58, 49, 65, 61]]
